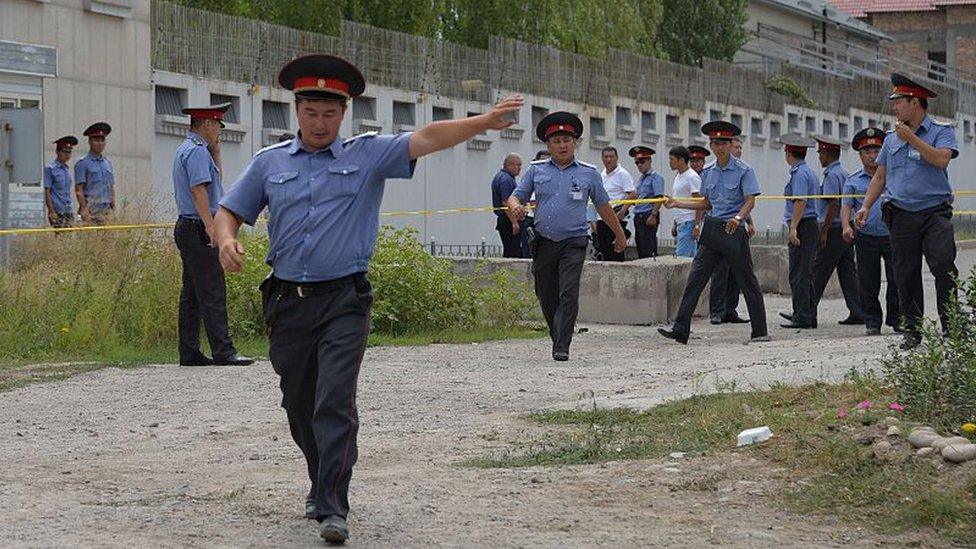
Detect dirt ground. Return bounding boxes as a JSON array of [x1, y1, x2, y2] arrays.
[[0, 291, 942, 548]]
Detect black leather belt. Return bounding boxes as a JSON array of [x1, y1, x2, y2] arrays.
[[275, 273, 366, 299]]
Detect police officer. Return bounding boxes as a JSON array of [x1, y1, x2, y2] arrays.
[[779, 134, 820, 329], [507, 112, 627, 360], [659, 121, 768, 344], [172, 103, 253, 368], [708, 135, 751, 324], [688, 145, 710, 175], [43, 136, 77, 228], [491, 153, 524, 258], [215, 54, 523, 543], [74, 122, 115, 225], [856, 73, 959, 349], [629, 145, 664, 258], [811, 135, 863, 325], [842, 128, 899, 336]]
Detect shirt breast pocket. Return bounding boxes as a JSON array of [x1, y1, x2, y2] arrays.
[[267, 170, 300, 201], [570, 176, 588, 201], [533, 174, 553, 196], [721, 179, 741, 201], [325, 165, 362, 198]]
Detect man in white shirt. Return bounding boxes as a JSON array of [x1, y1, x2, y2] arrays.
[[667, 146, 702, 257], [598, 146, 636, 261]]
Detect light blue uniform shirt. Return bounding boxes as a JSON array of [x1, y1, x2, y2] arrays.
[[843, 168, 888, 237], [514, 157, 610, 241], [876, 115, 958, 212], [173, 132, 222, 218], [74, 152, 115, 213], [633, 171, 664, 214], [783, 160, 819, 223], [219, 132, 415, 283], [43, 159, 73, 214], [700, 156, 761, 221], [817, 160, 847, 228]]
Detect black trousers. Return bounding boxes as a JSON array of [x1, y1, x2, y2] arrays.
[[788, 218, 819, 326], [533, 236, 588, 354], [672, 218, 767, 339], [263, 273, 373, 520], [633, 211, 659, 259], [496, 216, 524, 258], [174, 217, 236, 362], [596, 214, 627, 262], [855, 232, 900, 330], [888, 203, 958, 335], [812, 225, 862, 319], [709, 261, 741, 320]]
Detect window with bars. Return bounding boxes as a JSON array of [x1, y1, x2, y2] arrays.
[[688, 118, 701, 137], [210, 93, 239, 124], [666, 115, 679, 135], [854, 115, 864, 129], [709, 109, 723, 121], [615, 106, 632, 127], [839, 123, 849, 139], [590, 116, 606, 137], [155, 86, 184, 116], [531, 106, 549, 128], [731, 114, 743, 130], [392, 101, 415, 126], [788, 113, 798, 133], [352, 96, 376, 120], [770, 121, 782, 140], [822, 120, 833, 136], [262, 100, 288, 129], [432, 106, 452, 121], [751, 117, 763, 135], [641, 110, 656, 132], [805, 116, 815, 135]]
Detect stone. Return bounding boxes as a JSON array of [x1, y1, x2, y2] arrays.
[[853, 431, 880, 445], [871, 440, 893, 459], [916, 447, 935, 457], [886, 426, 901, 436], [737, 426, 773, 447], [882, 416, 901, 428], [941, 443, 976, 464], [668, 452, 687, 459], [931, 436, 970, 451], [907, 429, 941, 448]]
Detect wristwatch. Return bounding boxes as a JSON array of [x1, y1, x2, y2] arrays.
[[733, 215, 743, 222]]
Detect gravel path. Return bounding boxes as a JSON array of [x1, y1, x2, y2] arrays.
[[0, 291, 936, 547]]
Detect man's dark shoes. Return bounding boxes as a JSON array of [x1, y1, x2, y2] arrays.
[[779, 312, 793, 322], [865, 326, 882, 336], [658, 328, 688, 344], [780, 322, 815, 329], [838, 316, 865, 325], [710, 316, 722, 325], [319, 515, 349, 544], [723, 314, 749, 324], [179, 354, 213, 367], [212, 354, 255, 366], [552, 351, 569, 362]]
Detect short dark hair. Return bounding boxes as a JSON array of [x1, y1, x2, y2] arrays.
[[189, 118, 206, 130], [601, 146, 618, 156], [787, 148, 807, 161], [534, 150, 550, 161], [669, 146, 690, 163], [820, 147, 840, 162], [919, 97, 928, 110]]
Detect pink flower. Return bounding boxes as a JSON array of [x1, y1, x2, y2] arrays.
[[856, 400, 872, 410], [837, 408, 848, 419], [888, 402, 906, 412]]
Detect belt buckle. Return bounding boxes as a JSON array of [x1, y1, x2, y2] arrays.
[[297, 285, 307, 298]]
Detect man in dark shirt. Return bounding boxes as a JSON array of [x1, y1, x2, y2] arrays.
[[491, 153, 524, 257]]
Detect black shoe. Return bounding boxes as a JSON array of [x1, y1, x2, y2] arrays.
[[305, 488, 316, 520], [552, 351, 569, 361], [838, 316, 865, 325], [779, 312, 793, 322], [780, 322, 815, 329], [212, 354, 255, 366], [658, 328, 688, 344], [865, 326, 881, 336], [890, 324, 904, 333], [179, 354, 213, 367], [899, 334, 921, 350], [709, 316, 722, 325], [319, 515, 349, 544], [723, 314, 749, 324]]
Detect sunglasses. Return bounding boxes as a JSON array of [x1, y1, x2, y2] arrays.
[[635, 158, 650, 165], [57, 148, 73, 153]]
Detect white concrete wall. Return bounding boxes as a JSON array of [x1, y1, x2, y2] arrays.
[[151, 72, 976, 246], [0, 0, 153, 208]]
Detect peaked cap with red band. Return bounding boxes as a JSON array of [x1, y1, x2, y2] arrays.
[[851, 127, 885, 151], [780, 133, 816, 154], [535, 111, 583, 141], [83, 122, 111, 138], [628, 145, 655, 159], [688, 145, 711, 159], [278, 54, 366, 100], [813, 134, 844, 152], [182, 102, 231, 128], [701, 120, 740, 140], [53, 135, 78, 149], [889, 73, 937, 100]]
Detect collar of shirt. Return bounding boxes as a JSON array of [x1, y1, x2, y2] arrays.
[[186, 131, 205, 144], [917, 115, 933, 135], [822, 160, 841, 176], [789, 159, 806, 174], [542, 157, 582, 171], [601, 165, 624, 178], [288, 133, 344, 158], [713, 156, 737, 171], [51, 159, 67, 169]]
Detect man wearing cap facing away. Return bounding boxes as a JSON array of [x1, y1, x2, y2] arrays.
[[74, 122, 115, 225], [779, 134, 820, 329], [507, 112, 627, 360], [44, 136, 77, 228], [855, 73, 959, 349], [842, 128, 900, 336], [630, 145, 665, 258], [658, 121, 768, 344], [214, 54, 523, 543], [810, 135, 863, 326], [172, 103, 253, 369]]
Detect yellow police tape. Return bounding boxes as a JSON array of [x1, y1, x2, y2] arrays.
[[2, 190, 976, 236]]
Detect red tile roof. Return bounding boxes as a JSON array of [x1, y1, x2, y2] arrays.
[[830, 0, 976, 17]]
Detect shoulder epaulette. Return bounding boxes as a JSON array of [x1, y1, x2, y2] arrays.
[[931, 118, 956, 127], [577, 160, 598, 170], [254, 140, 292, 158], [530, 158, 549, 164], [190, 136, 206, 146], [343, 131, 378, 146]]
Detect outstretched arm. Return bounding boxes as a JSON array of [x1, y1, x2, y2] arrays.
[[408, 95, 524, 160]]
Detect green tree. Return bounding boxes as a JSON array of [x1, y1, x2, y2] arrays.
[[655, 0, 750, 65]]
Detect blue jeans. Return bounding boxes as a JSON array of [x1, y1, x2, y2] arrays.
[[675, 221, 697, 257]]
